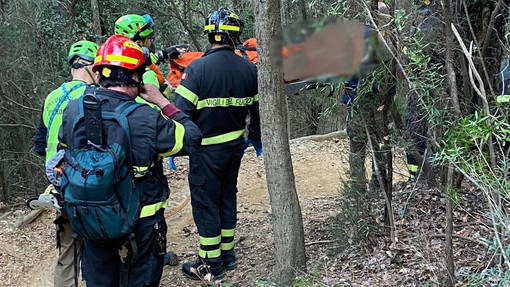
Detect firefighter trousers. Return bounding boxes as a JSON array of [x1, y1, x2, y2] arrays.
[[188, 141, 244, 263]]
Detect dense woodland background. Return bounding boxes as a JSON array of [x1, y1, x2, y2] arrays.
[[1, 0, 510, 285]]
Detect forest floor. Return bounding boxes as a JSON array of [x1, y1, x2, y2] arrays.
[[0, 136, 496, 287]]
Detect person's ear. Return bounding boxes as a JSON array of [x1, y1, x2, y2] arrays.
[[93, 71, 99, 82], [131, 71, 141, 82]]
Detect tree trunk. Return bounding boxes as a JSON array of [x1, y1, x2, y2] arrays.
[[443, 0, 461, 116], [90, 0, 102, 43], [255, 0, 307, 285], [0, 159, 7, 202], [232, 0, 241, 12], [442, 1, 460, 284], [445, 166, 455, 287], [68, 0, 79, 41], [299, 0, 307, 21]]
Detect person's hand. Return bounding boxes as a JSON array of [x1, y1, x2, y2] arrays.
[[163, 44, 190, 59], [140, 84, 169, 108], [168, 157, 177, 170], [155, 44, 190, 62], [244, 138, 263, 156]]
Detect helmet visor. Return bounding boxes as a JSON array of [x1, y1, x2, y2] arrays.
[[142, 14, 155, 29]]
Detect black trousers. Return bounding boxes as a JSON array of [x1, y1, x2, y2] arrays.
[[188, 141, 244, 261], [81, 214, 167, 287]]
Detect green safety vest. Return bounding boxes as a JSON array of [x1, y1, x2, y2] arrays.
[[42, 81, 87, 162]]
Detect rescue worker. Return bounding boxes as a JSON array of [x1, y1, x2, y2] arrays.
[[174, 7, 261, 281], [115, 13, 188, 175], [405, 4, 441, 179], [115, 13, 188, 96], [342, 75, 381, 193], [342, 2, 393, 192], [34, 40, 98, 287], [58, 34, 201, 286]]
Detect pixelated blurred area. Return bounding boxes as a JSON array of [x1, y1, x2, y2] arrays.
[[280, 20, 365, 82]]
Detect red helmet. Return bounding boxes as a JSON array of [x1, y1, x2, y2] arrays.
[[93, 34, 147, 72]]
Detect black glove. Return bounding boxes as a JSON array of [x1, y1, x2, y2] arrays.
[[155, 44, 190, 63]]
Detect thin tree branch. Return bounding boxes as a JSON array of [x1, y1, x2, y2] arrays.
[[364, 121, 396, 243], [0, 123, 35, 129], [429, 234, 489, 247], [167, 0, 202, 51], [1, 94, 40, 112], [461, 0, 497, 98], [305, 239, 339, 246], [451, 24, 497, 169], [450, 161, 510, 269], [481, 0, 503, 61]]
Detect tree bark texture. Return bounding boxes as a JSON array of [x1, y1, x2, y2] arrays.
[[90, 0, 102, 43], [442, 0, 461, 116], [68, 0, 79, 41], [299, 0, 307, 21], [254, 0, 307, 285], [442, 2, 460, 285], [0, 160, 7, 202]]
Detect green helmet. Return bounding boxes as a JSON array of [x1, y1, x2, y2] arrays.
[[67, 40, 99, 65], [115, 14, 155, 41]]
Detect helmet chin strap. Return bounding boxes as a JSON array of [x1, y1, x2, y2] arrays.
[[84, 66, 98, 85]]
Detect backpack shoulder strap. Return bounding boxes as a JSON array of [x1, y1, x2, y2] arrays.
[[101, 101, 145, 147], [69, 85, 99, 132], [47, 82, 87, 135], [100, 102, 145, 168], [117, 102, 145, 117], [70, 90, 93, 134]]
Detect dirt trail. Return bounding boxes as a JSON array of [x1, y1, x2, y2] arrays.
[[0, 138, 409, 287]]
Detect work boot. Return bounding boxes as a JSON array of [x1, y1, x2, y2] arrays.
[[163, 251, 179, 266], [222, 249, 237, 270], [181, 257, 225, 281]]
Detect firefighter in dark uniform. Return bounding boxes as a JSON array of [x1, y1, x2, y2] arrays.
[[405, 5, 441, 179], [175, 7, 261, 281], [59, 34, 201, 287]]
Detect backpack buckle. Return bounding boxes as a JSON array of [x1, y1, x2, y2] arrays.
[[81, 168, 91, 178]]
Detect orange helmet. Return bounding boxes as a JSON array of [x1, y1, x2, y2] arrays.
[[93, 34, 149, 72]]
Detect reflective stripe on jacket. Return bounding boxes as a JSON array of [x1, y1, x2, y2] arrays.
[[42, 80, 88, 162], [59, 88, 201, 219], [174, 46, 260, 148]]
